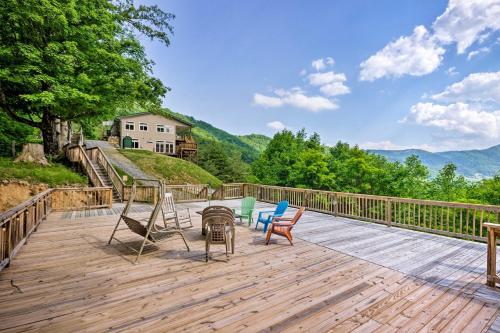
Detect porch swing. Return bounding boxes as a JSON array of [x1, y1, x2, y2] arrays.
[[108, 179, 190, 263]]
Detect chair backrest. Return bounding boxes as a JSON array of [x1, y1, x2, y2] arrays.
[[205, 215, 233, 244], [241, 197, 256, 214], [163, 192, 176, 214], [274, 200, 289, 215], [290, 207, 305, 225]]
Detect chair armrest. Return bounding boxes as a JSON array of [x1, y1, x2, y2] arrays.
[[274, 217, 293, 221], [272, 222, 292, 227], [258, 210, 274, 218]]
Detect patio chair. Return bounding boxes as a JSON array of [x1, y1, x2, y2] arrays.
[[232, 196, 256, 226], [265, 207, 305, 246], [161, 192, 193, 230], [255, 200, 289, 233], [204, 212, 235, 262], [108, 180, 190, 263], [202, 206, 233, 235]]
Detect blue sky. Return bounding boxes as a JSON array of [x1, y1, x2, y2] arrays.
[[138, 0, 500, 151]]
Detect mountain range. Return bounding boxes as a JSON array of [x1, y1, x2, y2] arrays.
[[369, 145, 500, 179]]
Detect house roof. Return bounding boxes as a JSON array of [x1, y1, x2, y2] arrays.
[[117, 112, 193, 127]]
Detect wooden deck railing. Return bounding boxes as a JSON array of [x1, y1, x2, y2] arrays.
[[86, 146, 125, 201], [51, 187, 113, 211], [66, 145, 106, 187], [0, 187, 112, 271], [217, 183, 500, 242], [165, 184, 209, 202]]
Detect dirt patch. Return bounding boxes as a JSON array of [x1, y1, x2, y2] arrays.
[[0, 181, 49, 212]]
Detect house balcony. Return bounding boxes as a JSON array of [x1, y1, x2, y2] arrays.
[[1, 186, 500, 332]]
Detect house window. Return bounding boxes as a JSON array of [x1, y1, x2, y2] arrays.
[[165, 126, 173, 133], [166, 143, 174, 154], [155, 141, 165, 153], [157, 124, 165, 133], [139, 122, 148, 131], [131, 139, 139, 149], [125, 121, 135, 130]]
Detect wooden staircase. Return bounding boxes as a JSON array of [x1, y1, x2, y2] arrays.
[[90, 161, 121, 201]]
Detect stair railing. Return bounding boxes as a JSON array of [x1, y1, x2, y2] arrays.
[[66, 145, 106, 187], [85, 146, 125, 201]]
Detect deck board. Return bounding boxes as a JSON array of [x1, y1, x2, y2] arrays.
[[0, 199, 499, 332]]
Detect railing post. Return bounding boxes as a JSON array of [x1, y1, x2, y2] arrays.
[[333, 193, 338, 217], [386, 198, 392, 227]]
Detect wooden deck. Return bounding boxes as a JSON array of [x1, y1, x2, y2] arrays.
[[0, 200, 499, 332]]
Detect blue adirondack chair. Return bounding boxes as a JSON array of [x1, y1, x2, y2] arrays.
[[255, 200, 289, 233]]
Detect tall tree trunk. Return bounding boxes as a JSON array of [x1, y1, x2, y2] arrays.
[[40, 111, 69, 156]]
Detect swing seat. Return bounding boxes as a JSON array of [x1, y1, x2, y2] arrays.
[[108, 180, 190, 263]]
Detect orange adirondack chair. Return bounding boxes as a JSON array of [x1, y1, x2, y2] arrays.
[[265, 207, 305, 246]]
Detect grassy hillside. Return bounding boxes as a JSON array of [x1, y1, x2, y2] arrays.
[[119, 149, 222, 188], [369, 144, 500, 179], [0, 157, 88, 186], [157, 109, 270, 163]]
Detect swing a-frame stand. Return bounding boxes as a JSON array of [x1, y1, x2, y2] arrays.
[[108, 179, 190, 263]]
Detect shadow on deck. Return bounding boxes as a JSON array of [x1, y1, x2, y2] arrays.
[[0, 199, 499, 332]]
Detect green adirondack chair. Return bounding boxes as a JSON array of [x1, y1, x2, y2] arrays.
[[233, 196, 256, 226]]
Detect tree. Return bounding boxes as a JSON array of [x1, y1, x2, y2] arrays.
[[429, 163, 468, 202], [198, 141, 249, 183], [0, 0, 172, 155]]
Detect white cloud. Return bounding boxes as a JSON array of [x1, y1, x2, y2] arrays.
[[308, 72, 346, 86], [320, 82, 351, 97], [299, 69, 307, 76], [360, 0, 500, 80], [433, 0, 500, 54], [445, 66, 459, 76], [359, 26, 445, 81], [266, 121, 287, 130], [253, 93, 284, 108], [431, 71, 500, 103], [404, 102, 500, 138], [467, 46, 491, 60], [253, 89, 338, 112], [311, 57, 335, 71], [307, 71, 351, 96]]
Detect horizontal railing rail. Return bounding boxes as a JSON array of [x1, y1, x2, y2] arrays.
[[0, 189, 52, 270], [165, 184, 209, 202], [0, 187, 113, 271], [218, 183, 500, 242], [51, 187, 113, 211]]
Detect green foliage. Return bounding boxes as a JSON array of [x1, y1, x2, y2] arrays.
[[252, 130, 500, 205], [198, 141, 249, 183], [119, 149, 222, 188], [0, 0, 172, 154], [0, 157, 87, 186], [468, 174, 500, 205], [238, 134, 272, 154]]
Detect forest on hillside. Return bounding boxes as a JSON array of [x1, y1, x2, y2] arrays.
[[199, 129, 499, 206]]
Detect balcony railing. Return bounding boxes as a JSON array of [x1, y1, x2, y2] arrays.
[[214, 183, 500, 242]]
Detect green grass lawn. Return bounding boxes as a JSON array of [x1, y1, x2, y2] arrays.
[[112, 164, 134, 185], [0, 157, 88, 186], [119, 149, 222, 188]]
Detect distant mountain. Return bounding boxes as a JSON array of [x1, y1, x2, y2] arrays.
[[158, 109, 271, 163], [369, 145, 500, 179], [238, 134, 272, 153]]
